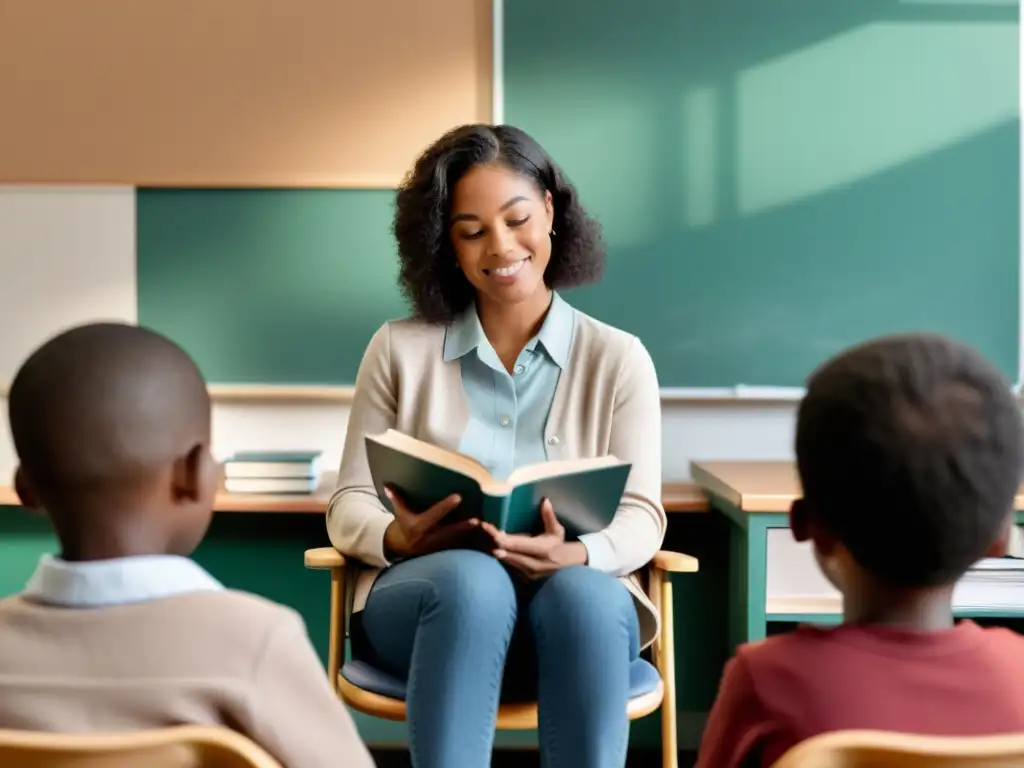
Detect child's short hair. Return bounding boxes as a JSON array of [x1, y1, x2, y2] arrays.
[[796, 334, 1024, 588], [7, 323, 209, 498]]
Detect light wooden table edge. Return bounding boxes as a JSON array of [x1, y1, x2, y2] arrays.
[[0, 484, 710, 514], [690, 461, 795, 512], [689, 462, 746, 510], [662, 482, 709, 513], [688, 460, 798, 514], [210, 492, 333, 513], [0, 383, 355, 403], [691, 460, 1024, 513], [0, 486, 18, 506], [0, 486, 334, 514], [690, 460, 798, 513]]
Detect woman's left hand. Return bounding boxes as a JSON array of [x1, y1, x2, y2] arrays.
[[481, 498, 588, 579]]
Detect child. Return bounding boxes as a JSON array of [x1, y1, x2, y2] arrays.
[[697, 333, 1024, 768], [0, 323, 375, 768]]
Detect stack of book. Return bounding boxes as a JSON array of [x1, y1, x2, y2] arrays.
[[222, 451, 323, 495]]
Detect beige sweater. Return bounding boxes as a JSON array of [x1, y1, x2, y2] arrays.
[[326, 308, 667, 649], [0, 591, 375, 768]]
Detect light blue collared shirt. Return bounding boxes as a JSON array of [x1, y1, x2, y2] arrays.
[[444, 293, 574, 482], [23, 554, 223, 607], [443, 294, 610, 567]]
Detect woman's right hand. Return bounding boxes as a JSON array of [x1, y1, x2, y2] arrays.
[[382, 487, 479, 559]]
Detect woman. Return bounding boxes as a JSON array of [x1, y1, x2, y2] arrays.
[[327, 124, 666, 768]]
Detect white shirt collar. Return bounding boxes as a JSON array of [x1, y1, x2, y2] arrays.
[[23, 554, 223, 608]]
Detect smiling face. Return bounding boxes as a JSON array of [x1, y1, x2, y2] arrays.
[[449, 163, 555, 310]]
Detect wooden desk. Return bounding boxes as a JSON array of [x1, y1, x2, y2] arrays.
[[212, 492, 333, 514], [691, 461, 799, 513], [0, 483, 709, 514], [693, 460, 1024, 512], [662, 482, 709, 513], [0, 485, 334, 514], [692, 460, 1024, 647]]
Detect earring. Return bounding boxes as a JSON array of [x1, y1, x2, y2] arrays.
[[550, 228, 556, 236]]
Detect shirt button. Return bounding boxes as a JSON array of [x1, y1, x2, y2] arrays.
[[499, 415, 510, 427], [514, 364, 525, 375], [547, 435, 560, 445]]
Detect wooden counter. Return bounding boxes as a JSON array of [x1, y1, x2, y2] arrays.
[[690, 461, 800, 513], [692, 459, 1024, 647], [211, 491, 334, 514], [1, 483, 709, 514], [0, 485, 335, 513], [0, 486, 16, 506], [692, 459, 1024, 513], [662, 482, 709, 512]]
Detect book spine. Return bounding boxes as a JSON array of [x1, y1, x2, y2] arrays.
[[499, 495, 512, 531], [478, 494, 511, 530]]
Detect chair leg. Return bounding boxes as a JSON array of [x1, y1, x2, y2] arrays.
[[659, 575, 678, 768], [327, 567, 345, 696]]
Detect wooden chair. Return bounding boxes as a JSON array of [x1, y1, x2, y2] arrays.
[[771, 729, 1024, 768], [0, 725, 283, 768], [304, 546, 698, 768]]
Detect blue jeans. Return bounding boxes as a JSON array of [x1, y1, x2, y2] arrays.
[[354, 549, 640, 768]]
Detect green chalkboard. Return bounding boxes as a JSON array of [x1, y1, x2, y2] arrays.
[[136, 2, 1019, 388], [506, 0, 1020, 386], [137, 189, 407, 384]]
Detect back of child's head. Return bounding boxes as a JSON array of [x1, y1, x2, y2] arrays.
[[795, 333, 1024, 589], [7, 322, 216, 557]]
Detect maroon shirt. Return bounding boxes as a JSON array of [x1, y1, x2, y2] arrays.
[[697, 621, 1024, 768]]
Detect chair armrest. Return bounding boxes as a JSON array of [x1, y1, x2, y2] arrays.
[[304, 547, 346, 570], [651, 550, 699, 573]]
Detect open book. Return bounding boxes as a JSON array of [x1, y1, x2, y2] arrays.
[[365, 429, 631, 535]]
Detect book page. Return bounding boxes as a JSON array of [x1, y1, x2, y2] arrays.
[[367, 430, 495, 486], [505, 455, 625, 488]]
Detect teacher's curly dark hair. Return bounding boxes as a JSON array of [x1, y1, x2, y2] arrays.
[[393, 124, 605, 323]]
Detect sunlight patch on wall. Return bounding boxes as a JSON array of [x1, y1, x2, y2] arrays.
[[736, 21, 1017, 216], [527, 86, 663, 253], [681, 85, 718, 229]]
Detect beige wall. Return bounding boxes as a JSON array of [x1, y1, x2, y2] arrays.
[[0, 0, 491, 187]]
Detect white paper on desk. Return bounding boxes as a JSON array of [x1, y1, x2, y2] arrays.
[[765, 529, 838, 601], [768, 530, 1024, 614], [970, 558, 1024, 571]]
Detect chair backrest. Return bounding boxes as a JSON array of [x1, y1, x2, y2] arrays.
[[0, 725, 283, 768], [771, 729, 1024, 768]]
